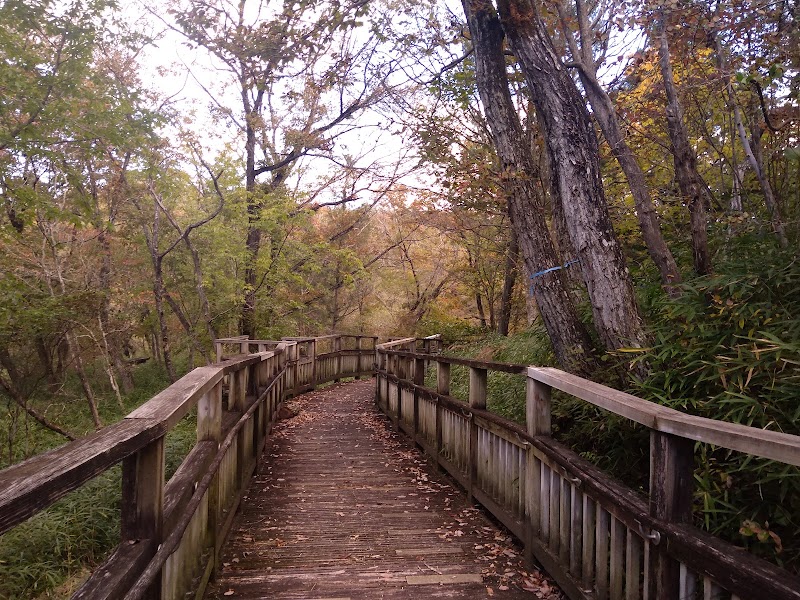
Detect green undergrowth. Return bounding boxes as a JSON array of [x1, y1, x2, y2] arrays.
[[433, 242, 800, 572], [0, 358, 197, 600]]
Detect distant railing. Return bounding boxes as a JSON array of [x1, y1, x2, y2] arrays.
[[375, 339, 800, 600], [0, 334, 377, 600]]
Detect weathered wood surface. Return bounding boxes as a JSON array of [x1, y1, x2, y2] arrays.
[[205, 380, 561, 600], [0, 418, 166, 534], [377, 344, 800, 600], [528, 367, 800, 465]]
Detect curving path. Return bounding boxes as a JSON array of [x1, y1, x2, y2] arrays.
[[204, 379, 561, 599]]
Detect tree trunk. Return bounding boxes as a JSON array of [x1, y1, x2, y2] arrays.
[[0, 369, 76, 441], [97, 228, 134, 393], [144, 201, 177, 383], [462, 0, 598, 376], [497, 229, 517, 336], [153, 262, 177, 383], [66, 330, 102, 429], [476, 293, 488, 328], [496, 0, 649, 355], [712, 34, 787, 245], [655, 10, 712, 276], [163, 290, 211, 364], [560, 0, 681, 292], [35, 336, 60, 392], [241, 112, 260, 339]]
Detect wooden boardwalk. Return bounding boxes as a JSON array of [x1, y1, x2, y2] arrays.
[[204, 379, 561, 599]]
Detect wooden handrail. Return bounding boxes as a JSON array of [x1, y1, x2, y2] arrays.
[[0, 334, 379, 600], [528, 366, 800, 466], [375, 345, 800, 600]]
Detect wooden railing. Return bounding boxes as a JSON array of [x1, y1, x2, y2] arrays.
[[0, 334, 377, 600], [375, 338, 800, 600]]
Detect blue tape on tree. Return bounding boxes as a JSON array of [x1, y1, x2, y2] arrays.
[[529, 259, 578, 296], [530, 259, 578, 279]]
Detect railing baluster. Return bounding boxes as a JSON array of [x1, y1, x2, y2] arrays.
[[649, 431, 694, 599], [582, 493, 595, 587], [596, 505, 610, 600], [610, 516, 625, 600], [468, 367, 487, 503], [627, 531, 642, 600], [121, 437, 165, 600], [197, 382, 223, 576], [334, 336, 342, 382]]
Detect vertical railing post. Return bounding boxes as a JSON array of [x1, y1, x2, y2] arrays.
[[252, 361, 265, 465], [525, 372, 552, 564], [215, 341, 223, 363], [290, 343, 298, 397], [437, 361, 450, 396], [121, 436, 165, 600], [468, 367, 487, 503], [231, 366, 249, 489], [394, 352, 404, 431], [334, 335, 342, 383], [412, 356, 425, 444], [240, 339, 248, 355], [310, 339, 317, 389], [435, 360, 449, 467], [355, 336, 362, 379], [649, 431, 694, 600], [197, 381, 223, 574]]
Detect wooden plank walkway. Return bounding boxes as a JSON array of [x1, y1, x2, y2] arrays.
[[204, 380, 562, 600]]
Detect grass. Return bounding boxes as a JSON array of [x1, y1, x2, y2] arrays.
[[0, 355, 198, 600]]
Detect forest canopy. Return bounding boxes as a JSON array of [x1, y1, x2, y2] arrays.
[[0, 0, 796, 417], [0, 0, 799, 594]]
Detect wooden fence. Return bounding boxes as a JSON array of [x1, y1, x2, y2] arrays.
[[375, 337, 800, 600], [0, 334, 376, 600]]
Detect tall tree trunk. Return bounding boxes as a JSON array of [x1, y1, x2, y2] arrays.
[[462, 0, 598, 376], [242, 112, 260, 339], [143, 200, 177, 383], [46, 225, 102, 428], [97, 227, 134, 393], [163, 290, 212, 364], [152, 262, 177, 383], [655, 10, 712, 276], [712, 34, 787, 245], [476, 293, 488, 328], [496, 0, 648, 355], [558, 0, 681, 292], [66, 330, 102, 429], [497, 229, 517, 336], [737, 106, 788, 246], [35, 336, 60, 392]]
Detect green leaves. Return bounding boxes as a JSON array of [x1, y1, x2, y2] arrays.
[[635, 241, 800, 568]]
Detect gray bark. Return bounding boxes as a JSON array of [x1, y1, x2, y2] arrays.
[[558, 0, 681, 292], [462, 0, 599, 375], [655, 10, 712, 276], [497, 228, 517, 336], [496, 0, 649, 354]]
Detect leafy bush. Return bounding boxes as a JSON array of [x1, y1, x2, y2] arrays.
[[0, 357, 198, 599], [634, 241, 800, 569]]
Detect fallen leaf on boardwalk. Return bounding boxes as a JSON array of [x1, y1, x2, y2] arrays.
[[486, 587, 494, 596], [223, 590, 235, 596]]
